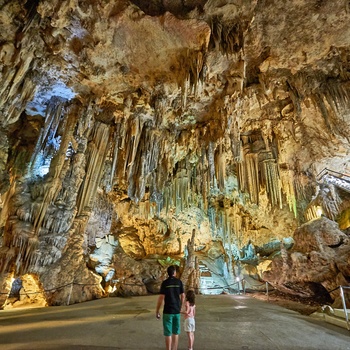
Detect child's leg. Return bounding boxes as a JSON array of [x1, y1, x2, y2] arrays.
[[186, 331, 192, 349], [189, 331, 194, 349]]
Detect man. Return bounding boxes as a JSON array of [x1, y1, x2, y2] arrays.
[[156, 265, 185, 350]]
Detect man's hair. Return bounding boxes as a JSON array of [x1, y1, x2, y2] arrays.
[[167, 265, 176, 277]]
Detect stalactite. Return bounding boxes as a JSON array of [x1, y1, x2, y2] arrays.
[[0, 181, 16, 229], [175, 176, 181, 215], [128, 119, 144, 181], [107, 131, 120, 192], [181, 175, 187, 210], [261, 157, 282, 209], [280, 169, 297, 217], [214, 142, 226, 192], [9, 219, 39, 275], [225, 88, 243, 165], [230, 112, 242, 163], [245, 153, 259, 204], [0, 247, 16, 273], [199, 148, 208, 211], [122, 118, 164, 203], [322, 82, 350, 141], [207, 206, 216, 237], [210, 16, 243, 55], [154, 95, 167, 126], [237, 141, 250, 194], [222, 207, 230, 244], [237, 162, 244, 194], [0, 8, 41, 125], [33, 102, 80, 232], [181, 75, 189, 110], [29, 97, 64, 176], [189, 49, 205, 97], [311, 93, 334, 134], [6, 76, 36, 125], [233, 203, 242, 243], [236, 133, 285, 209], [77, 121, 111, 215], [0, 102, 83, 276], [42, 235, 67, 251], [163, 186, 170, 215], [2, 52, 35, 108], [208, 142, 215, 190]]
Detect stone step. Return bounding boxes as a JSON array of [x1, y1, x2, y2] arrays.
[[314, 307, 350, 331], [324, 314, 350, 330], [333, 308, 350, 319]]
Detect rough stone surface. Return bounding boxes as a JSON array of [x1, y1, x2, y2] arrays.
[[0, 0, 350, 307], [264, 217, 350, 305]]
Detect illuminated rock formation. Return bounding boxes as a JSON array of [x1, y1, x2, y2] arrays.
[[0, 0, 350, 307]]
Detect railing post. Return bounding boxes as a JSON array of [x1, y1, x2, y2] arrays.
[[237, 278, 241, 295], [67, 282, 74, 306], [266, 282, 269, 301], [340, 286, 350, 331]]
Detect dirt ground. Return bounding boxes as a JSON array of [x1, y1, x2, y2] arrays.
[[250, 291, 323, 316]]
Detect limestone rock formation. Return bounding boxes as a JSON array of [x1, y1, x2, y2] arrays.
[[0, 0, 350, 307], [264, 217, 350, 305]]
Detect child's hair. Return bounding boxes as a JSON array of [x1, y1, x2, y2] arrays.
[[186, 290, 195, 306]]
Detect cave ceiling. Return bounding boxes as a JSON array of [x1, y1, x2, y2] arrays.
[[1, 0, 350, 307]]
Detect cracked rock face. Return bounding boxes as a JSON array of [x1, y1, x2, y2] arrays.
[[0, 0, 350, 307], [264, 217, 350, 305]]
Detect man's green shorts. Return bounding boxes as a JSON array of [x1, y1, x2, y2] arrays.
[[163, 313, 181, 336]]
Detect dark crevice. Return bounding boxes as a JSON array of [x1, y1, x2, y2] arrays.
[[129, 0, 207, 18]]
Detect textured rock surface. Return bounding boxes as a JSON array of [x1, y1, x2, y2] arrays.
[[0, 0, 350, 307], [264, 217, 350, 305]]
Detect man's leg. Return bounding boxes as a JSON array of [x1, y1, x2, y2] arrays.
[[163, 314, 173, 350], [165, 336, 172, 350], [171, 313, 181, 350], [171, 334, 179, 350]]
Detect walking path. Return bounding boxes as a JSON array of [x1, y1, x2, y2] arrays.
[[0, 294, 349, 350]]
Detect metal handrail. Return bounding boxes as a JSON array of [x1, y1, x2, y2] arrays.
[[340, 286, 350, 331], [317, 168, 350, 182], [230, 279, 246, 295], [316, 168, 350, 195]]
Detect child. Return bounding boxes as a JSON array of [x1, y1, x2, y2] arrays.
[[181, 290, 196, 350]]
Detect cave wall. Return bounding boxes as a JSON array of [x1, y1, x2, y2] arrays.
[[0, 0, 350, 307]]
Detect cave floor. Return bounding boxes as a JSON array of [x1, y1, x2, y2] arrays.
[[0, 294, 349, 350]]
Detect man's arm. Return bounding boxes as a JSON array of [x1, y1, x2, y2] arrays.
[[156, 294, 164, 319], [180, 292, 185, 308]]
